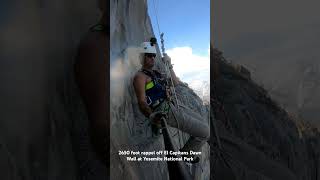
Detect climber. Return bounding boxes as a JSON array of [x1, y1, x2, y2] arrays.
[[74, 0, 108, 169], [133, 41, 210, 163]]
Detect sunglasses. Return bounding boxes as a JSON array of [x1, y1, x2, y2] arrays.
[[145, 53, 156, 58]]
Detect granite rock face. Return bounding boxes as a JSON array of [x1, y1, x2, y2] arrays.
[[110, 0, 210, 179], [211, 48, 320, 180]]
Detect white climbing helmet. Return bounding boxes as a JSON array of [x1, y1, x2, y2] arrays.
[[140, 41, 157, 54]]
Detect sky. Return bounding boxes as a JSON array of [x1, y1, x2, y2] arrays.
[[147, 0, 210, 101]]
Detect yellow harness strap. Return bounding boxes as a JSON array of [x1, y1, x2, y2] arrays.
[[145, 81, 154, 90]]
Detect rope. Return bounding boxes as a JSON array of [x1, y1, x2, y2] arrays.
[[150, 0, 180, 113], [150, 1, 184, 148], [150, 0, 196, 172], [150, 0, 179, 108], [152, 0, 161, 38]]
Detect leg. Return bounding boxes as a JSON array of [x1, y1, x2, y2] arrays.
[[179, 105, 208, 124], [166, 103, 209, 152]]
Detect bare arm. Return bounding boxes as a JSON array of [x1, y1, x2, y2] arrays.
[[133, 73, 153, 118]]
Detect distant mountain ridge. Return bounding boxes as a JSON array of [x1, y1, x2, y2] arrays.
[[189, 80, 210, 104]]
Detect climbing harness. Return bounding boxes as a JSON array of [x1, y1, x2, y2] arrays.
[[149, 100, 170, 136], [141, 69, 167, 110]]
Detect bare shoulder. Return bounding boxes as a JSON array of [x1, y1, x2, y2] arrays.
[[133, 71, 146, 82]]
